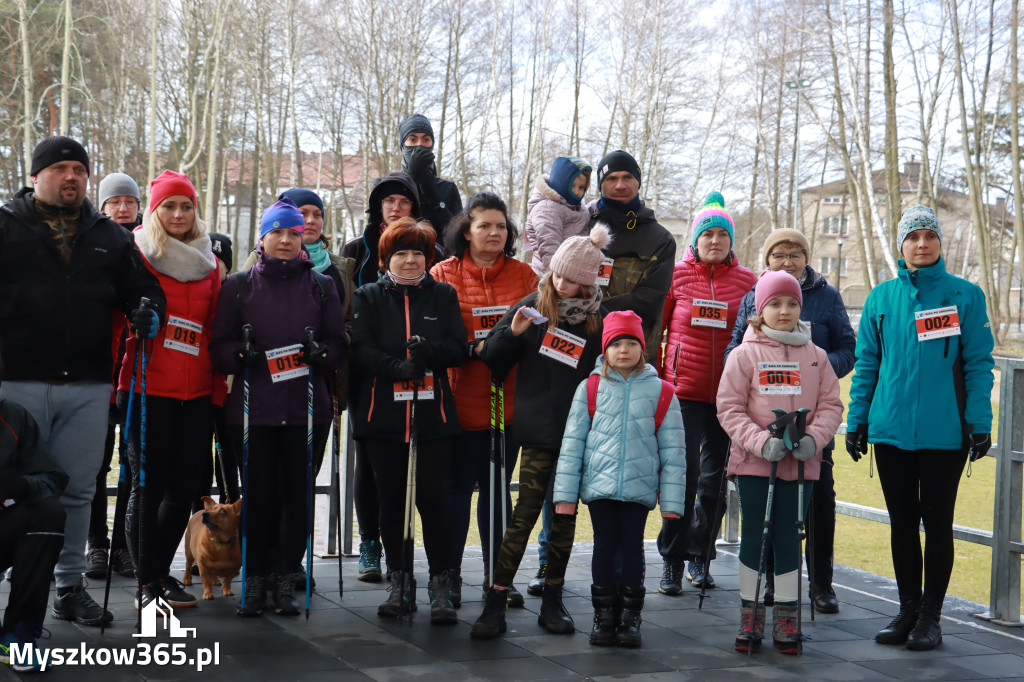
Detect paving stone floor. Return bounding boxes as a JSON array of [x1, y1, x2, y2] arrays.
[[4, 541, 1024, 681]]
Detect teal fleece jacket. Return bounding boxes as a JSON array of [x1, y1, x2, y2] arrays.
[[847, 257, 994, 450]]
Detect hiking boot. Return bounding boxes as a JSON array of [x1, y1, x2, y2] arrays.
[[427, 573, 457, 625], [134, 581, 161, 610], [0, 622, 48, 673], [111, 549, 136, 578], [449, 568, 463, 608], [659, 559, 683, 596], [614, 585, 645, 648], [735, 602, 766, 652], [160, 576, 197, 608], [52, 581, 113, 626], [686, 558, 715, 589], [358, 540, 383, 582], [483, 578, 524, 607], [271, 575, 300, 616], [378, 571, 416, 618], [288, 564, 316, 591], [85, 546, 108, 579], [236, 576, 266, 617], [527, 563, 547, 596], [772, 604, 802, 654], [906, 598, 943, 651], [875, 597, 920, 644], [811, 584, 839, 614], [538, 583, 575, 634], [589, 585, 617, 646], [471, 587, 508, 639]]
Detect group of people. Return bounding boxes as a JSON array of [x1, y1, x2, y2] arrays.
[[0, 115, 996, 672]]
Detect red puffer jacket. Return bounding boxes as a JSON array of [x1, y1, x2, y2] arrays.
[[661, 246, 756, 403], [117, 242, 223, 401], [430, 254, 538, 431]]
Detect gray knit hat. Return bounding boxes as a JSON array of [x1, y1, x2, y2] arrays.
[[549, 224, 611, 286], [897, 204, 942, 250], [98, 172, 141, 211]]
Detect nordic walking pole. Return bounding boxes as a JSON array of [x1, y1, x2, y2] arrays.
[[498, 378, 507, 563], [239, 324, 253, 612], [699, 440, 732, 610], [332, 393, 344, 598], [796, 459, 806, 654], [135, 297, 152, 634], [750, 459, 777, 658], [807, 500, 816, 622], [400, 378, 420, 620], [488, 375, 497, 589], [305, 328, 316, 620]]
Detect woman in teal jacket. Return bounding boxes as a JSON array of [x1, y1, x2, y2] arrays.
[[846, 205, 994, 652]]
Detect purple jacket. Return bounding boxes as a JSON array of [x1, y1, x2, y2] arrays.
[[210, 252, 347, 426]]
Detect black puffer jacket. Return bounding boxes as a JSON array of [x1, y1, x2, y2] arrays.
[[0, 189, 165, 382], [350, 271, 468, 443], [478, 292, 605, 451]]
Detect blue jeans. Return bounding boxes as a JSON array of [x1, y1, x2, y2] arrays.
[[536, 475, 554, 564]]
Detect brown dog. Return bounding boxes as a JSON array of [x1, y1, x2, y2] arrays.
[[183, 496, 243, 600]]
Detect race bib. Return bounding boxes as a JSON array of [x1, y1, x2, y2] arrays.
[[394, 371, 435, 401], [539, 328, 587, 368], [915, 306, 961, 341], [163, 315, 203, 356], [472, 306, 509, 339], [266, 344, 307, 383], [595, 257, 615, 287], [691, 299, 728, 329], [757, 361, 801, 395]]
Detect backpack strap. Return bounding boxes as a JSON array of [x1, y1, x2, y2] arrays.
[[586, 374, 600, 421], [654, 380, 675, 430]]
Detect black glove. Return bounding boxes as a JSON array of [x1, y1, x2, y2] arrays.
[[404, 145, 435, 182], [406, 336, 433, 364], [846, 424, 868, 462], [235, 341, 261, 366], [299, 338, 329, 367], [969, 433, 992, 462], [395, 357, 426, 381], [115, 390, 129, 415], [0, 469, 29, 500], [129, 307, 159, 340]]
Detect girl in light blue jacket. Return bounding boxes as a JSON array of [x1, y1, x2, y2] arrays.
[[554, 310, 685, 649]]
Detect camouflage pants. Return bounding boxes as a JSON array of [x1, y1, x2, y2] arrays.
[[493, 447, 577, 586]]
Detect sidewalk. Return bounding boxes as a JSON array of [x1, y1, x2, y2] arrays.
[[3, 541, 1024, 680]]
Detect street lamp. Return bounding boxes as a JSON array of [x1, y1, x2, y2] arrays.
[[836, 233, 845, 292], [785, 78, 812, 232]]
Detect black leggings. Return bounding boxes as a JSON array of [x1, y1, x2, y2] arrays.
[[874, 443, 968, 603], [589, 499, 649, 587], [354, 439, 380, 543], [192, 405, 242, 512], [364, 437, 452, 577], [88, 419, 130, 552]]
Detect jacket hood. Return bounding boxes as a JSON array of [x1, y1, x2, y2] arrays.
[[366, 172, 421, 233]]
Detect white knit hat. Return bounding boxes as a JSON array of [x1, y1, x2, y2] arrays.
[[549, 224, 611, 286]]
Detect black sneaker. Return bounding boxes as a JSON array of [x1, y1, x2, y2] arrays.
[[271, 575, 300, 616], [160, 576, 197, 608], [288, 564, 316, 591], [110, 549, 136, 578], [237, 576, 266, 617], [135, 581, 162, 610], [659, 560, 683, 595], [85, 547, 108, 579], [527, 564, 547, 596], [53, 582, 113, 626]]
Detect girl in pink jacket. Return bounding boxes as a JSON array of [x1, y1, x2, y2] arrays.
[[715, 271, 842, 655]]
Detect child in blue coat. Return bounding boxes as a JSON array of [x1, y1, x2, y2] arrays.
[[554, 310, 685, 648]]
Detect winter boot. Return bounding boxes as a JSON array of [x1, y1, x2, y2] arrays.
[[378, 571, 417, 618], [658, 559, 683, 596], [471, 587, 508, 639], [271, 574, 300, 616], [428, 572, 457, 625], [772, 603, 802, 654], [614, 585, 645, 648], [875, 597, 921, 644], [538, 582, 575, 634], [527, 563, 547, 596], [483, 577, 525, 607], [906, 598, 943, 650], [811, 584, 839, 614], [449, 567, 463, 608], [357, 540, 383, 582], [236, 576, 266, 617], [589, 585, 617, 646], [735, 601, 766, 652]]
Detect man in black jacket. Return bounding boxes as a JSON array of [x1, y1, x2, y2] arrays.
[[0, 355, 69, 672], [397, 114, 463, 246], [0, 137, 165, 627]]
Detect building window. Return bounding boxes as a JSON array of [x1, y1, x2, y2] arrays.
[[821, 196, 843, 204], [820, 215, 850, 236], [819, 257, 848, 277]]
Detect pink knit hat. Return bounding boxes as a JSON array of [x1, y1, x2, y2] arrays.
[[754, 270, 803, 315], [602, 310, 646, 353], [549, 224, 611, 286]]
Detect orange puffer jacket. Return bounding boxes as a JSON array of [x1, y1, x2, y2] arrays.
[[430, 254, 538, 431], [661, 246, 756, 403]]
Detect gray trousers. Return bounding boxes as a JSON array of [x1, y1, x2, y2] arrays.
[[0, 380, 111, 588]]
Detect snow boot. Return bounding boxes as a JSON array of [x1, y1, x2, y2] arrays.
[[538, 582, 575, 634], [735, 601, 766, 652], [614, 585, 644, 648], [589, 585, 617, 646], [471, 587, 507, 639]]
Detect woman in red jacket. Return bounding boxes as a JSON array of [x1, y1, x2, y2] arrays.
[[431, 192, 538, 607], [119, 170, 222, 610], [658, 192, 756, 594]]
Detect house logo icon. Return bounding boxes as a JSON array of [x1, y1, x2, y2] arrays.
[[132, 597, 197, 639]]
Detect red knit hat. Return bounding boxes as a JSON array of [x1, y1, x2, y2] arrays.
[[602, 310, 645, 353], [148, 169, 197, 213]]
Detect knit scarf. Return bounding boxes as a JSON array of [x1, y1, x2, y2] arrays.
[[305, 239, 332, 273], [760, 320, 812, 346], [388, 269, 426, 287], [557, 288, 602, 325]]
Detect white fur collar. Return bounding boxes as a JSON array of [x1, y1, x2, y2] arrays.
[[135, 215, 217, 282], [534, 174, 568, 205]]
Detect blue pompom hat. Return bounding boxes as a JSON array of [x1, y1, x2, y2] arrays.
[[260, 197, 305, 240]]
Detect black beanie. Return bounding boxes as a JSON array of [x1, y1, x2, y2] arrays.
[[31, 136, 90, 176], [398, 114, 434, 147], [596, 150, 641, 189], [209, 233, 233, 271]]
